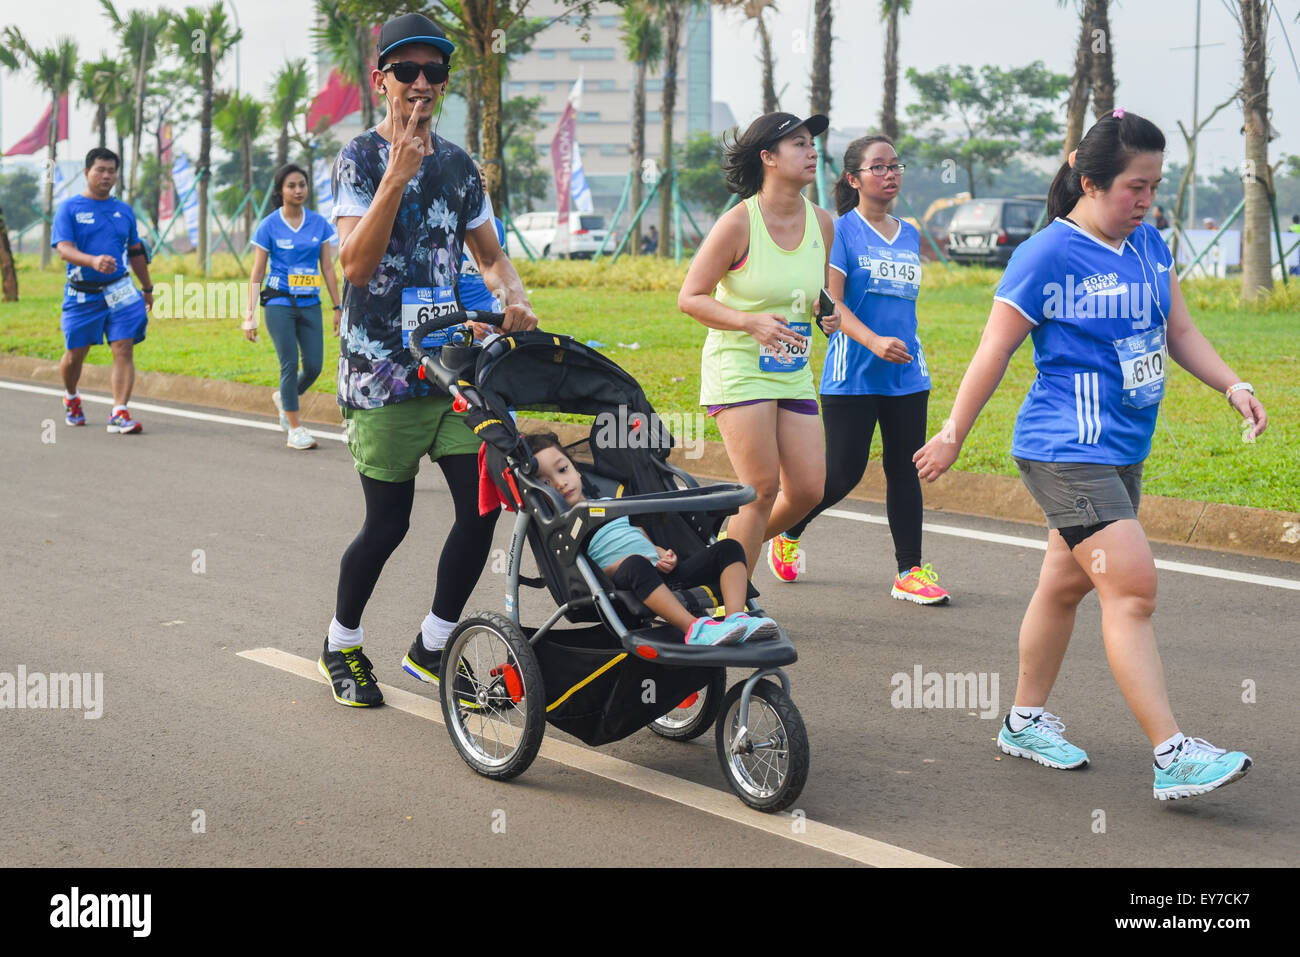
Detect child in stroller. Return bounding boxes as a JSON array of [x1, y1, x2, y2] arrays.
[[524, 430, 779, 646]]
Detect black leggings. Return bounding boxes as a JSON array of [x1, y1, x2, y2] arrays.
[[334, 454, 499, 629], [786, 391, 928, 573], [611, 538, 746, 603]]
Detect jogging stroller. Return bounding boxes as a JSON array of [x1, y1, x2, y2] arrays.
[[408, 311, 809, 812]]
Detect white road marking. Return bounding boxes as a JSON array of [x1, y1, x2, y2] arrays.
[[0, 381, 345, 441], [5, 379, 1296, 592], [237, 646, 957, 868], [822, 508, 1300, 592]]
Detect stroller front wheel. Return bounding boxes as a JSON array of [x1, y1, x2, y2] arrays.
[[441, 613, 546, 781], [715, 679, 809, 812]]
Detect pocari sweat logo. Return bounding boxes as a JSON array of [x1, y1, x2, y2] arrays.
[[76, 212, 95, 224], [275, 238, 294, 249]]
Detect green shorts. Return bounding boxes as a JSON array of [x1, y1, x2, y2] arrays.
[[343, 395, 483, 482]]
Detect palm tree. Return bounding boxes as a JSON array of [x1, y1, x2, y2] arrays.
[[313, 0, 375, 131], [810, 0, 832, 201], [717, 1, 779, 114], [0, 29, 78, 269], [879, 0, 911, 141], [620, 1, 662, 254], [1059, 0, 1115, 157], [1088, 0, 1115, 118], [214, 91, 264, 243], [99, 2, 171, 206], [166, 3, 242, 270], [650, 0, 701, 257], [1231, 0, 1273, 301], [269, 58, 309, 171], [78, 55, 130, 149]]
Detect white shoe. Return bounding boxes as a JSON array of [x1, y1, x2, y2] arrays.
[[271, 390, 290, 432], [287, 426, 317, 450]]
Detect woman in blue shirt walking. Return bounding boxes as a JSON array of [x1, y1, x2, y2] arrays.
[[243, 164, 341, 449], [913, 110, 1267, 800]]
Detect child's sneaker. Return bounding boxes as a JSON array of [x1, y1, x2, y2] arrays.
[[63, 396, 85, 426], [891, 563, 950, 604], [767, 533, 801, 582], [271, 390, 290, 431], [1153, 737, 1252, 800], [997, 712, 1089, 769], [724, 612, 780, 642], [106, 409, 142, 434], [683, 617, 747, 646]]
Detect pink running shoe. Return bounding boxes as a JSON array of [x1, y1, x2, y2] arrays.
[[891, 563, 950, 605], [767, 534, 801, 582]]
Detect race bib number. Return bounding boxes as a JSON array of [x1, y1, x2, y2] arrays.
[[1113, 326, 1167, 409], [865, 246, 921, 300], [287, 270, 320, 289], [103, 276, 141, 312], [759, 321, 811, 372], [401, 286, 462, 348]]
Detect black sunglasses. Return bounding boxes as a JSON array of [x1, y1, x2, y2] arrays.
[[382, 60, 450, 85]]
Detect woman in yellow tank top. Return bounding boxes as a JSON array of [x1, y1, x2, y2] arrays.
[[679, 112, 840, 575]]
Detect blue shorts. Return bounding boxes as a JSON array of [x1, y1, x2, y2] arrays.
[[61, 294, 148, 350]]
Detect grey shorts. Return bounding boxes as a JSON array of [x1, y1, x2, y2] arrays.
[[1013, 457, 1143, 530]]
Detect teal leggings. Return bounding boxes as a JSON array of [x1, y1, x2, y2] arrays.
[[263, 302, 323, 413]]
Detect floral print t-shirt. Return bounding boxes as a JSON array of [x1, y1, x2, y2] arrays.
[[331, 128, 491, 409]]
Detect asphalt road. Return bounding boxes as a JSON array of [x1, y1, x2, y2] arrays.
[[2, 380, 1296, 868]]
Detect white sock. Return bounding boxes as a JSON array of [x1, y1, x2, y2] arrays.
[[1154, 731, 1185, 769], [1008, 705, 1043, 733], [65, 391, 79, 400], [112, 404, 128, 415], [421, 613, 457, 652], [328, 617, 363, 652]]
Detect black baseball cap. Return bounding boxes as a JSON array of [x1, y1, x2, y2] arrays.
[[751, 112, 829, 150], [377, 13, 455, 65]]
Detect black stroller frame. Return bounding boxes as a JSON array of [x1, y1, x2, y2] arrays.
[[409, 311, 810, 812]]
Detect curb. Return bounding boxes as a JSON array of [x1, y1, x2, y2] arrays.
[[5, 354, 1297, 565]]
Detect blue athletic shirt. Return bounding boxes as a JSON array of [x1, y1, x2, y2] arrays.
[[458, 216, 506, 312], [995, 218, 1174, 465], [586, 515, 660, 570], [822, 210, 930, 396], [251, 208, 337, 307], [51, 195, 140, 293]]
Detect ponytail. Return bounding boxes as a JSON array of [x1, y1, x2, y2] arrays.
[[833, 169, 857, 216], [1047, 110, 1165, 222]]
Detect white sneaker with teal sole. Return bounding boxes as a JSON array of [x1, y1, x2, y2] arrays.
[[997, 712, 1089, 769], [272, 390, 290, 432], [1153, 737, 1251, 800], [287, 426, 317, 450]]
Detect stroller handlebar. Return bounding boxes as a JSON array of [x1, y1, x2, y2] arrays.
[[408, 309, 505, 396], [568, 483, 756, 519]]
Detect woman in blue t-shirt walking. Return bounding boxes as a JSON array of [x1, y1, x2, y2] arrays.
[[914, 111, 1267, 800], [243, 164, 341, 449], [768, 135, 948, 605]]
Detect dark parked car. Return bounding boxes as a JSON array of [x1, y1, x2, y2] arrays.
[[947, 197, 1044, 267]]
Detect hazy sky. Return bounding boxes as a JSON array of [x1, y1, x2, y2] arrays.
[[2, 0, 1297, 177]]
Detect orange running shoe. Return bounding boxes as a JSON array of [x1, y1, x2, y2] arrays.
[[767, 533, 801, 582], [891, 563, 950, 605]]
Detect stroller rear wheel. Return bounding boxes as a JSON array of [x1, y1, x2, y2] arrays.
[[715, 678, 809, 812], [649, 669, 725, 742], [441, 613, 546, 781]]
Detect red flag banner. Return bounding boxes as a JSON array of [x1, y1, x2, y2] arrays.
[[306, 69, 362, 134], [550, 102, 575, 229], [158, 124, 176, 223], [5, 94, 69, 156]]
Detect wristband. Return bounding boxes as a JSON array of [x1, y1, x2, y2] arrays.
[[333, 304, 342, 311], [141, 286, 153, 293], [1225, 382, 1253, 405]]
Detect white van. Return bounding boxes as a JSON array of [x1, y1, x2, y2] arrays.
[[506, 211, 612, 260]]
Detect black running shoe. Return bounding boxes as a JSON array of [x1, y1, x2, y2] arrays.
[[318, 639, 384, 707], [404, 635, 482, 710], [402, 635, 443, 685]]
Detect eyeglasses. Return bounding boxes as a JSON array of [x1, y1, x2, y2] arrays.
[[856, 164, 906, 176], [382, 60, 450, 85]]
